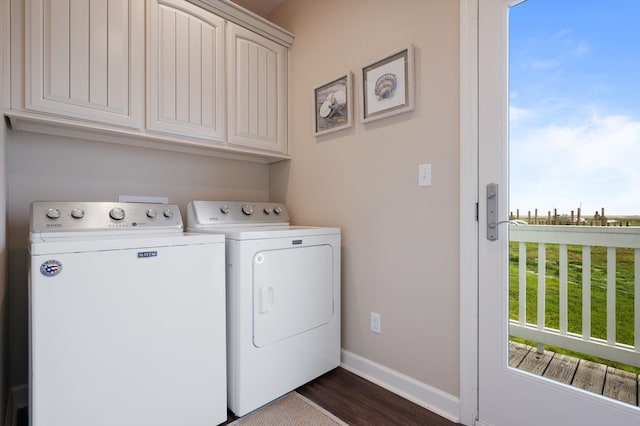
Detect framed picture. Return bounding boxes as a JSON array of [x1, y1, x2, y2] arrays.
[[361, 45, 415, 123], [313, 72, 353, 136]]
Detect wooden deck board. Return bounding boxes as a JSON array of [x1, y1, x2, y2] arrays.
[[518, 347, 554, 375], [543, 353, 579, 384], [603, 367, 638, 406], [573, 360, 607, 394], [509, 341, 530, 367], [510, 341, 639, 407]]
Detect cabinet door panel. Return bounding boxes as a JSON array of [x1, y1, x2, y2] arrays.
[[148, 0, 225, 142], [228, 23, 287, 153], [27, 0, 142, 128]]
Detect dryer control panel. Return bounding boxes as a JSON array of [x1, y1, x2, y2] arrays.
[[30, 201, 183, 235], [188, 201, 290, 226]]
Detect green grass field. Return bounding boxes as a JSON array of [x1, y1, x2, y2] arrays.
[[509, 241, 638, 373]]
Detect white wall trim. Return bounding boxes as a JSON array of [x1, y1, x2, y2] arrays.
[[340, 350, 460, 424], [4, 385, 27, 426], [459, 0, 479, 425]]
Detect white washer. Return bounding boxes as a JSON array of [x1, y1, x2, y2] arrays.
[[29, 201, 227, 426], [187, 200, 341, 417]]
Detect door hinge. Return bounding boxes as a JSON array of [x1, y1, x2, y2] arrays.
[[475, 202, 479, 221]]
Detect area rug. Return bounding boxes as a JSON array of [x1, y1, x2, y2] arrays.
[[229, 392, 349, 425]]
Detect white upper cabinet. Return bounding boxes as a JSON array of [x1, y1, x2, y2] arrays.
[[147, 0, 225, 141], [9, 0, 293, 162], [227, 22, 287, 154], [24, 0, 144, 128]]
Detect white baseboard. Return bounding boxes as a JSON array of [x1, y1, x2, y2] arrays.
[[340, 350, 460, 423], [4, 384, 27, 426]]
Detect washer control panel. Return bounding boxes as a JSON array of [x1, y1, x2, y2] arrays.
[[188, 200, 290, 226], [30, 201, 183, 234]]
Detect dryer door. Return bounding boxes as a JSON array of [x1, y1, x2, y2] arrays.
[[253, 245, 334, 347]]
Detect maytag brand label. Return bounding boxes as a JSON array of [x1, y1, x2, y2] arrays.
[[40, 260, 62, 277], [137, 251, 158, 258], [292, 239, 303, 245]]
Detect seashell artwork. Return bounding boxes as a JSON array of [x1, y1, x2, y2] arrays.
[[319, 90, 347, 118], [361, 45, 414, 123], [314, 72, 352, 136], [374, 73, 397, 100]]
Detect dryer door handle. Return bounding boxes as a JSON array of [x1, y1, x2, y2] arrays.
[[259, 286, 275, 313]]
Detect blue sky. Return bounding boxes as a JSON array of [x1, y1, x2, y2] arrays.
[[509, 0, 640, 216]]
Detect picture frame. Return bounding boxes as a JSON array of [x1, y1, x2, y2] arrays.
[[360, 44, 415, 123], [313, 72, 353, 136]]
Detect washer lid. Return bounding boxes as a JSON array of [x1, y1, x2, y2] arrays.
[[187, 225, 340, 240]]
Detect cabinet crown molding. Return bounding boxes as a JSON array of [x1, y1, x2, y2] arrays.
[[187, 0, 294, 47]]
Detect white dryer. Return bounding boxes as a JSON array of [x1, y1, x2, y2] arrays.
[[187, 200, 341, 417], [29, 201, 227, 426]]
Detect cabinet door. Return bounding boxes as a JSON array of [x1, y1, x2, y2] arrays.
[[228, 23, 288, 154], [25, 0, 143, 128], [147, 0, 225, 142]]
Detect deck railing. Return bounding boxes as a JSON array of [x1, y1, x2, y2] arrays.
[[509, 225, 640, 368]]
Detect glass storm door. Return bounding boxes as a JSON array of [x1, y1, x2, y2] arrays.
[[476, 1, 640, 425]]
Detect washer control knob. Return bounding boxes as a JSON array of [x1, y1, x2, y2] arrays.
[[71, 208, 85, 219], [242, 204, 254, 215], [146, 209, 157, 219], [273, 206, 283, 215], [46, 208, 61, 219], [263, 207, 273, 215], [220, 205, 230, 214], [163, 208, 174, 219], [109, 207, 125, 221]]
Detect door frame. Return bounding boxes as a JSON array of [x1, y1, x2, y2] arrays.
[[459, 0, 479, 424]]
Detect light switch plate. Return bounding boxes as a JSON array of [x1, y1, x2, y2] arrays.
[[418, 163, 432, 187]]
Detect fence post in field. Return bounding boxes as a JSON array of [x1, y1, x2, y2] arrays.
[[571, 210, 574, 225], [577, 207, 581, 225], [554, 208, 558, 225], [535, 208, 538, 224], [528, 211, 531, 223], [602, 207, 606, 226], [547, 211, 551, 225]]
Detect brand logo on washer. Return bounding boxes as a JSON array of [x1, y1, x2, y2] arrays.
[[40, 260, 62, 277], [137, 251, 158, 258]]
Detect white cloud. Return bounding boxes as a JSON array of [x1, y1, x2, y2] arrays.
[[509, 108, 640, 215]]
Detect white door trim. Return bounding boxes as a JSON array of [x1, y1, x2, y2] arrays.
[[458, 0, 479, 425]]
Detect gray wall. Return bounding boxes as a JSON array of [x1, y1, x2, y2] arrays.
[[269, 0, 460, 396], [6, 131, 271, 387]]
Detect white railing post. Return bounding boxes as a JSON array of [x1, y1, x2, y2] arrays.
[[537, 243, 546, 354], [559, 244, 568, 335], [519, 241, 526, 325], [582, 245, 591, 341], [607, 247, 617, 346]]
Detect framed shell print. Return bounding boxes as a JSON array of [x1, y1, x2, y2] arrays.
[[361, 45, 415, 123], [313, 72, 353, 136]]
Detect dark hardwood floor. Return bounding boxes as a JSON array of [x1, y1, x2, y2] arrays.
[[296, 367, 460, 426]]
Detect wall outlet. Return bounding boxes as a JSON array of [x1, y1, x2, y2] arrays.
[[370, 312, 381, 334]]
